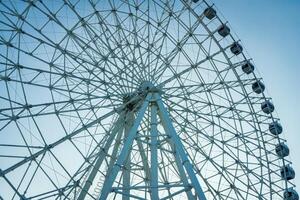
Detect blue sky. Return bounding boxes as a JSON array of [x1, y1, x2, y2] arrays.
[[0, 0, 299, 198], [212, 0, 300, 190]]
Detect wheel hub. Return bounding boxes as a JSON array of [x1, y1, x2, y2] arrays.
[[123, 81, 160, 111]]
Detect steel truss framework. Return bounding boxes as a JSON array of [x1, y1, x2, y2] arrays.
[[0, 0, 297, 199], [74, 91, 208, 200]]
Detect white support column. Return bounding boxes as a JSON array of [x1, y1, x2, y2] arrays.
[[150, 102, 159, 200], [100, 119, 124, 196], [106, 122, 124, 179], [154, 93, 207, 200], [136, 140, 151, 186], [150, 101, 193, 199], [167, 137, 196, 200], [77, 112, 125, 200], [99, 94, 152, 200], [123, 111, 134, 200]]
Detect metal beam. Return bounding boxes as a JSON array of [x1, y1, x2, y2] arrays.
[[154, 93, 207, 200], [136, 140, 151, 190], [3, 107, 120, 176], [123, 111, 134, 200], [151, 102, 194, 199], [166, 133, 195, 200], [99, 94, 152, 200], [105, 122, 124, 177], [77, 112, 125, 199], [150, 102, 159, 200]]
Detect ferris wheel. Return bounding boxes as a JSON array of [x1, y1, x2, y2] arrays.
[[0, 0, 298, 199]]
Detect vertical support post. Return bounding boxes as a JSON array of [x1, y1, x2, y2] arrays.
[[150, 102, 159, 200], [123, 111, 134, 200], [99, 94, 152, 200], [154, 93, 207, 200], [77, 112, 125, 200]]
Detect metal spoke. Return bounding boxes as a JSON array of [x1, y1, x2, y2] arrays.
[[0, 0, 295, 199]]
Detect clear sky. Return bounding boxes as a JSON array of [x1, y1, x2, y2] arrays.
[[212, 0, 300, 190], [0, 1, 299, 198]]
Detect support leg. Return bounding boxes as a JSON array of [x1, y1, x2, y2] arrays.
[[152, 103, 194, 199], [123, 111, 134, 200], [77, 112, 125, 200], [167, 138, 196, 200], [155, 94, 207, 200], [99, 94, 152, 200], [150, 102, 159, 200]]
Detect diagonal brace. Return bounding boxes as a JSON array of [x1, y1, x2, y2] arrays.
[[154, 93, 207, 200], [99, 93, 152, 200], [77, 112, 125, 199]]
